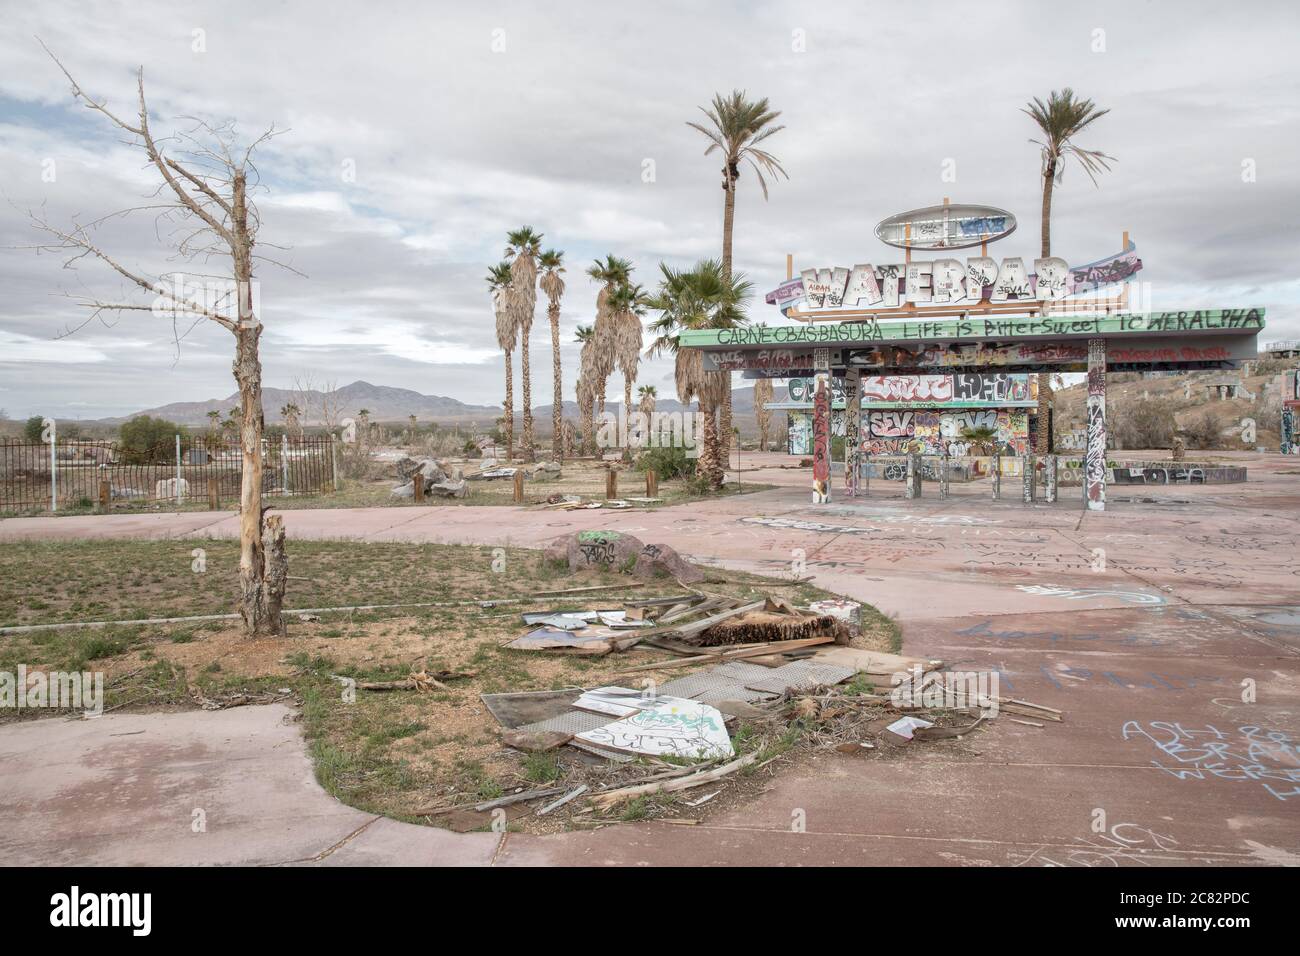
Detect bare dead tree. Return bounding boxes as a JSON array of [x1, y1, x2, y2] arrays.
[[26, 43, 292, 637]]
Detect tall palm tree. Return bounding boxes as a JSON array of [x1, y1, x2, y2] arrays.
[[207, 409, 222, 433], [538, 249, 567, 460], [574, 324, 596, 456], [506, 227, 543, 462], [688, 91, 786, 467], [753, 377, 773, 451], [645, 259, 752, 489], [487, 261, 517, 459], [280, 403, 302, 441], [609, 281, 647, 462], [637, 384, 657, 452], [586, 255, 632, 430], [1024, 88, 1113, 454]]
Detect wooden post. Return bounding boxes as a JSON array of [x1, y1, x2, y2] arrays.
[[786, 253, 793, 281], [512, 469, 524, 503], [645, 468, 658, 498], [605, 466, 617, 500], [98, 477, 110, 512], [412, 471, 425, 503], [208, 482, 219, 510]]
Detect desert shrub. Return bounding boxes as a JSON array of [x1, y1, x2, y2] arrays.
[[23, 416, 44, 442], [1112, 398, 1176, 450], [1181, 410, 1224, 450], [635, 442, 696, 480], [119, 415, 186, 464]]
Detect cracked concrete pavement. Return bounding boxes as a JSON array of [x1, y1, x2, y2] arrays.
[[2, 450, 1298, 866]]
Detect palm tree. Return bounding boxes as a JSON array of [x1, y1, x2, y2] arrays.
[[586, 256, 632, 443], [280, 403, 301, 441], [538, 248, 567, 460], [506, 227, 543, 461], [959, 425, 999, 457], [206, 409, 221, 433], [645, 259, 753, 489], [574, 324, 597, 456], [637, 384, 657, 452], [356, 408, 371, 449], [753, 378, 773, 451], [1024, 89, 1113, 454], [487, 261, 517, 459], [609, 281, 647, 462], [688, 90, 786, 467]]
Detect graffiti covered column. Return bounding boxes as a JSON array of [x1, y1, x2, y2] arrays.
[[844, 368, 861, 497], [1085, 337, 1107, 511], [812, 348, 831, 503]]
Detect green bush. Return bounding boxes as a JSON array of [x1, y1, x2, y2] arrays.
[[23, 415, 44, 442], [118, 415, 186, 465], [635, 443, 697, 480]]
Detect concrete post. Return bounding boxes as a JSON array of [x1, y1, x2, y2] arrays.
[[940, 451, 950, 498], [331, 434, 340, 492], [1023, 454, 1035, 503], [844, 368, 861, 498], [991, 454, 1001, 500], [1085, 338, 1107, 511], [175, 434, 182, 505], [811, 353, 832, 504], [905, 452, 921, 499], [1045, 454, 1058, 503], [862, 453, 870, 497]]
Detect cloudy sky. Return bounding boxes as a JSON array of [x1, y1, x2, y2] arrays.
[[1, 0, 1297, 421]]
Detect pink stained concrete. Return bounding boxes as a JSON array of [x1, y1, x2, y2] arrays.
[[2, 447, 1298, 866]]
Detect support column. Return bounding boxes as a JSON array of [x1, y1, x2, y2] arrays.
[[991, 453, 1001, 500], [905, 452, 921, 499], [844, 368, 861, 498], [1023, 453, 1035, 503], [811, 349, 831, 504], [1085, 338, 1107, 511], [1045, 454, 1058, 503], [940, 449, 950, 498]]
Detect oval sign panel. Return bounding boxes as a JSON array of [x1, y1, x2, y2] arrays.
[[874, 203, 1017, 251]]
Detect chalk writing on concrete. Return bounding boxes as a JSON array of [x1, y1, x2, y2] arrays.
[[1011, 821, 1181, 867], [1015, 584, 1166, 605], [1120, 721, 1300, 802], [956, 620, 1166, 648]]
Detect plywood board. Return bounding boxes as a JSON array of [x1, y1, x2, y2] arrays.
[[575, 699, 734, 760]]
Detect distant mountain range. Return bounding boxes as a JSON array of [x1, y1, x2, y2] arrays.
[[108, 380, 786, 427], [107, 380, 501, 426]]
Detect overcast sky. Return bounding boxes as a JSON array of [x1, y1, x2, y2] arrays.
[[2, 0, 1297, 421]]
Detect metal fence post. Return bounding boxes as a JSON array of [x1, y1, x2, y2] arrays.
[[281, 433, 290, 496], [48, 418, 57, 512]]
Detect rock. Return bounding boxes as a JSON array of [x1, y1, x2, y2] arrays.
[[390, 481, 414, 499], [632, 542, 704, 583], [429, 478, 467, 498], [545, 530, 645, 571], [543, 531, 704, 582], [530, 461, 562, 482]]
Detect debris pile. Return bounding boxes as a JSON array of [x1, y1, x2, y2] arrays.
[[391, 457, 467, 498]]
